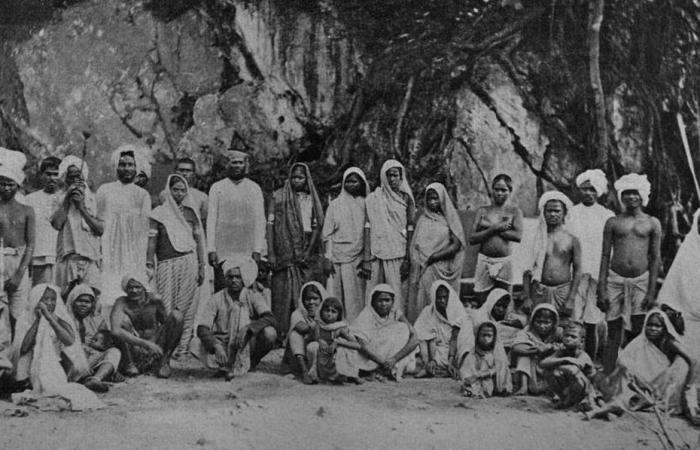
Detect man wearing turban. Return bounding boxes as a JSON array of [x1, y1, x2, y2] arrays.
[[0, 147, 35, 329], [598, 173, 661, 373], [567, 169, 614, 360]]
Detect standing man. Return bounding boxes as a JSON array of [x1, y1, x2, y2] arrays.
[[0, 148, 34, 330], [96, 145, 151, 316], [207, 150, 266, 291], [598, 173, 661, 373], [523, 191, 581, 322], [566, 169, 614, 360], [365, 160, 415, 313], [51, 156, 103, 293], [24, 157, 62, 285]]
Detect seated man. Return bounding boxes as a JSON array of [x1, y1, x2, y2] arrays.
[[110, 274, 183, 378], [190, 255, 277, 381]]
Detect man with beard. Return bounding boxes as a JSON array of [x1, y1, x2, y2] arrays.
[[598, 173, 661, 373], [25, 157, 62, 285], [207, 150, 266, 291], [96, 146, 151, 318], [0, 148, 34, 333]]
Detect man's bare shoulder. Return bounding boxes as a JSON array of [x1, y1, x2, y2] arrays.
[[0, 200, 33, 216]]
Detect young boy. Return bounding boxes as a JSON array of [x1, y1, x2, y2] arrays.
[[24, 157, 62, 285], [541, 322, 597, 409]]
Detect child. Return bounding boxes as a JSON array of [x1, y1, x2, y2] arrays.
[[460, 321, 513, 398], [473, 288, 525, 350], [512, 303, 563, 395], [314, 297, 362, 384], [587, 309, 696, 421], [541, 322, 596, 409], [286, 282, 325, 384]]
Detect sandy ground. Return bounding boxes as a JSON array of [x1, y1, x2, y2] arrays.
[[2, 349, 699, 450]]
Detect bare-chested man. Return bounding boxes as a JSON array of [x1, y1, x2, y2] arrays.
[[110, 274, 184, 378], [0, 148, 34, 330], [523, 192, 581, 321], [598, 173, 661, 373], [469, 174, 523, 301]]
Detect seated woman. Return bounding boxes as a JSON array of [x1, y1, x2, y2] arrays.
[[413, 280, 466, 378], [460, 320, 512, 398], [587, 309, 696, 421], [190, 256, 277, 381], [511, 303, 563, 395], [407, 183, 465, 322], [12, 284, 103, 410], [314, 297, 362, 385], [66, 284, 122, 392], [285, 281, 326, 384], [472, 288, 525, 350], [336, 284, 419, 381], [110, 274, 184, 379]]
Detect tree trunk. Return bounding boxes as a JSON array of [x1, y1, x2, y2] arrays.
[[588, 0, 609, 169], [393, 75, 415, 159]]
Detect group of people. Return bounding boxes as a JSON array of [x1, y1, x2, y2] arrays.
[[0, 145, 698, 424]]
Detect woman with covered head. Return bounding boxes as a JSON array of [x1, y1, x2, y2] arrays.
[[337, 284, 419, 381], [11, 284, 103, 410], [96, 145, 151, 320], [587, 309, 696, 422], [66, 284, 122, 392], [190, 255, 277, 381], [321, 167, 371, 321], [147, 174, 205, 357], [267, 163, 325, 337], [469, 174, 524, 301], [472, 288, 525, 350], [407, 182, 466, 322], [285, 281, 326, 384], [413, 280, 467, 378], [458, 319, 513, 398], [365, 160, 416, 313], [110, 272, 184, 378]]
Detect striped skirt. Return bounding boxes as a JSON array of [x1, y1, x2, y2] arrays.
[[156, 252, 198, 354]]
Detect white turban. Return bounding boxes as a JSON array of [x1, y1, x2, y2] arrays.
[[221, 254, 258, 288], [575, 169, 608, 196], [0, 147, 26, 185], [58, 155, 89, 181], [531, 190, 574, 282], [614, 173, 651, 207], [537, 190, 573, 217]]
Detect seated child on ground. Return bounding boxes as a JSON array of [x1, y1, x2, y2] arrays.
[[541, 322, 597, 409], [512, 304, 563, 395], [314, 297, 362, 385], [473, 288, 525, 351], [286, 281, 325, 384], [460, 320, 512, 398], [414, 281, 466, 378]]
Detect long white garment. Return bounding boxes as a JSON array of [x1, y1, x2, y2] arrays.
[[206, 178, 266, 260], [567, 203, 614, 277], [96, 182, 151, 307], [24, 191, 61, 263]]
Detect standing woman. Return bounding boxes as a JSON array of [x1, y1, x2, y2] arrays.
[[267, 163, 324, 337], [147, 174, 205, 356], [407, 183, 466, 322], [469, 174, 523, 301]]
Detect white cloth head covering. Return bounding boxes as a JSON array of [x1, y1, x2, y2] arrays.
[[614, 173, 651, 207], [58, 155, 89, 181], [530, 191, 574, 281], [221, 254, 259, 288], [343, 167, 370, 196], [0, 147, 26, 185], [379, 159, 414, 205], [575, 169, 608, 196], [120, 272, 150, 293], [150, 174, 199, 253]]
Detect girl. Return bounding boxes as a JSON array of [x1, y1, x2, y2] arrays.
[[473, 288, 525, 350], [407, 183, 466, 322], [460, 320, 512, 398], [148, 174, 205, 357], [511, 303, 563, 395], [314, 297, 362, 384], [286, 281, 326, 384]]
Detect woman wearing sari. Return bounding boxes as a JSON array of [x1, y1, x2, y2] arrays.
[[267, 163, 325, 337], [147, 174, 205, 356], [407, 182, 465, 322]]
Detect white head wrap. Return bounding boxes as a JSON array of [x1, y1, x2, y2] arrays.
[[221, 254, 259, 288], [0, 147, 26, 185], [58, 155, 89, 181], [614, 173, 651, 207], [575, 169, 608, 196], [530, 191, 574, 281], [537, 190, 574, 217]]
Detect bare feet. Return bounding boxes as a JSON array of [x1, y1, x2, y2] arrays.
[[414, 369, 432, 379], [123, 363, 139, 377], [224, 371, 235, 382], [514, 387, 529, 396], [156, 361, 172, 379], [84, 376, 109, 393]]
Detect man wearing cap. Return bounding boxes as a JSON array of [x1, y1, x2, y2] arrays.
[[0, 147, 34, 330], [190, 255, 277, 381], [567, 169, 614, 360], [598, 173, 661, 373], [51, 155, 103, 293], [206, 150, 266, 291]]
